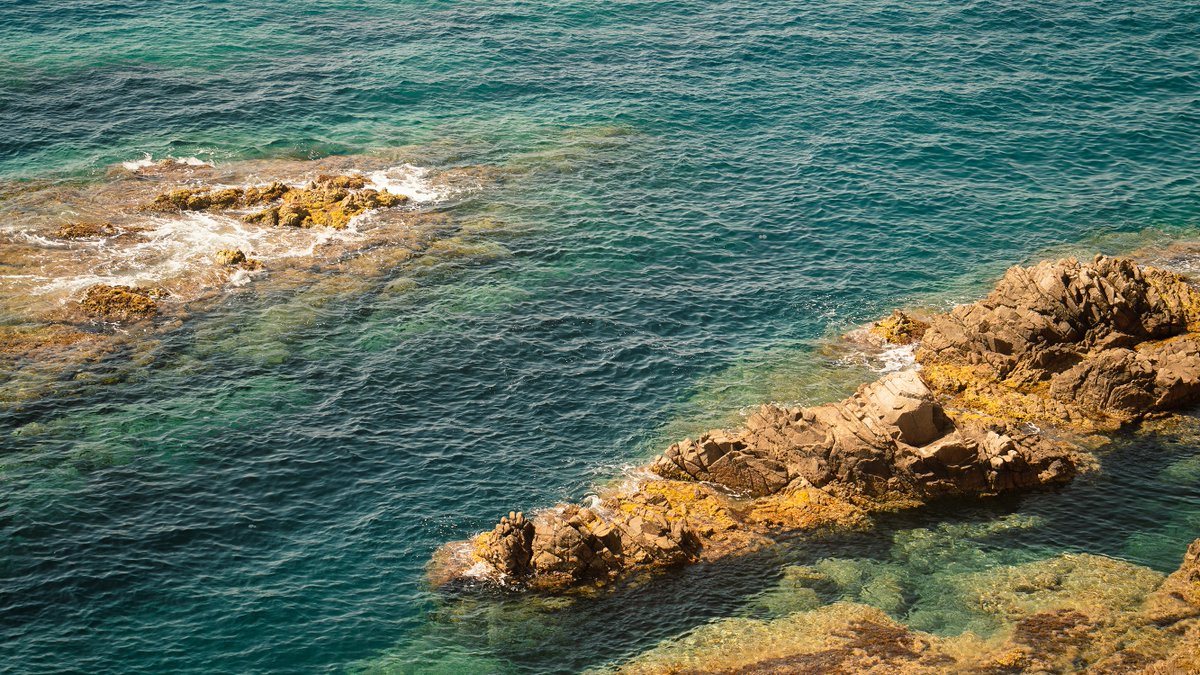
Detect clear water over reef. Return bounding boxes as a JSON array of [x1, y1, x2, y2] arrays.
[[1, 0, 1198, 672]]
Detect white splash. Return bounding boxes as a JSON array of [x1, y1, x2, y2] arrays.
[[365, 164, 449, 203], [873, 343, 918, 373], [120, 154, 212, 171]]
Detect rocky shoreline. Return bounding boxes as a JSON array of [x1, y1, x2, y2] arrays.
[[430, 256, 1200, 597]]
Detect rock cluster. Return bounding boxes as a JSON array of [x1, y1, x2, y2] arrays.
[[653, 371, 1073, 504], [432, 256, 1200, 593], [146, 181, 291, 212], [80, 284, 166, 322], [146, 174, 409, 230]]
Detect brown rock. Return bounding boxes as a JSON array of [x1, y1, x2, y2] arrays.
[[55, 222, 117, 239], [79, 285, 163, 322], [919, 255, 1200, 431]]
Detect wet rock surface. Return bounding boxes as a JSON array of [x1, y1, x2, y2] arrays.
[[434, 256, 1200, 594], [79, 284, 165, 322]]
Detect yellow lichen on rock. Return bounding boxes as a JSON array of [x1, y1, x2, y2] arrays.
[[240, 175, 409, 230], [869, 310, 929, 345], [744, 486, 872, 533]]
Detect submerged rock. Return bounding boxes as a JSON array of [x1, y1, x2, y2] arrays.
[[79, 284, 164, 322], [607, 540, 1200, 674], [434, 256, 1200, 593]]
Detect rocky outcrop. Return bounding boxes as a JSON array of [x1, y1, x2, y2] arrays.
[[80, 284, 165, 322], [435, 371, 1079, 591], [653, 371, 1073, 504], [145, 174, 409, 230], [431, 256, 1200, 593], [918, 255, 1200, 431], [214, 248, 262, 270], [869, 310, 928, 345], [146, 181, 291, 212]]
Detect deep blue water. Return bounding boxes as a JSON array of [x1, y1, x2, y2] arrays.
[[1, 0, 1199, 672]]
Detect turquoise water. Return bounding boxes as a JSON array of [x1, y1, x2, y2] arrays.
[[2, 0, 1200, 672]]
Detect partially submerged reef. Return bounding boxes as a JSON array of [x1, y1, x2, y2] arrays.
[[608, 537, 1200, 673], [0, 152, 511, 405], [431, 255, 1200, 603]]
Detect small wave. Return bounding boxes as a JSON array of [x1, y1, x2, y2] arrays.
[[120, 154, 212, 171], [365, 164, 449, 203], [873, 344, 918, 373]]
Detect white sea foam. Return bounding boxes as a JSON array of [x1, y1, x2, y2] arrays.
[[120, 154, 212, 171], [32, 209, 359, 299], [873, 343, 918, 373], [365, 164, 449, 203]]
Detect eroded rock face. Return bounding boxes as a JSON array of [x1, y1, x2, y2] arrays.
[[654, 371, 1073, 505], [919, 255, 1200, 431]]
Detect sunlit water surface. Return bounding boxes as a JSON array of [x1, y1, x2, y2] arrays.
[[1, 0, 1198, 672]]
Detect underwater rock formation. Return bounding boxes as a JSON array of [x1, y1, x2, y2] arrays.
[[433, 256, 1200, 593], [608, 538, 1200, 674]]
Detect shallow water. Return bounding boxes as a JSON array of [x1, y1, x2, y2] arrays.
[[2, 0, 1199, 673]]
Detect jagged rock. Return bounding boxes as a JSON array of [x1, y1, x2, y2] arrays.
[[919, 255, 1200, 431], [655, 370, 1072, 503], [459, 371, 1078, 591], [144, 176, 405, 230], [79, 285, 164, 322], [476, 511, 535, 577]]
